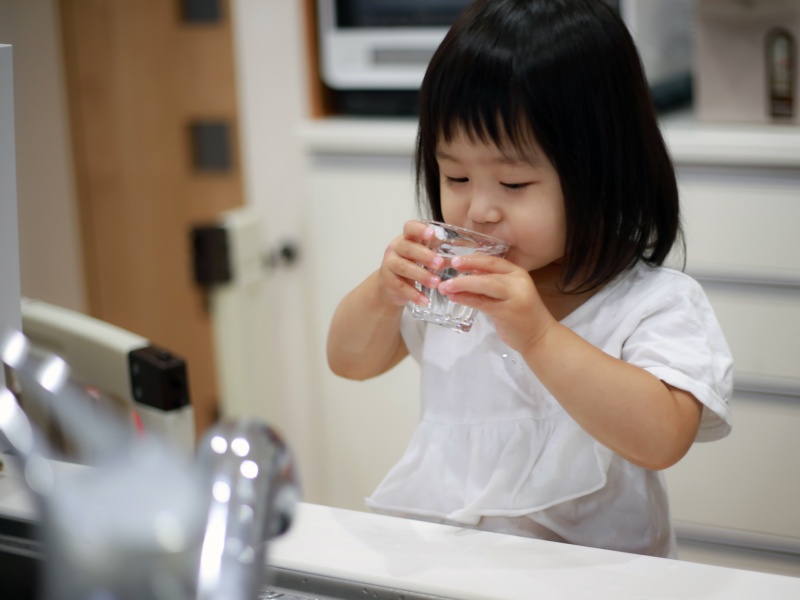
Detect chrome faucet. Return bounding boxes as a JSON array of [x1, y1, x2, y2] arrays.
[[0, 329, 300, 600], [195, 420, 300, 600]]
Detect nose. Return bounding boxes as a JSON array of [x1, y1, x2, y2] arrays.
[[466, 189, 502, 225]]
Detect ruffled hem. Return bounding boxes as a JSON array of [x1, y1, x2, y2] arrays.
[[366, 418, 614, 525]]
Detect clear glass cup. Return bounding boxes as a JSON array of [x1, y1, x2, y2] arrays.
[[411, 221, 509, 333]]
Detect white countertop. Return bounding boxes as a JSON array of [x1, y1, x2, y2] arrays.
[[3, 462, 800, 598], [298, 112, 800, 168], [270, 502, 800, 599]]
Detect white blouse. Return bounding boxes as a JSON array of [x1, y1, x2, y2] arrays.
[[365, 263, 733, 557]]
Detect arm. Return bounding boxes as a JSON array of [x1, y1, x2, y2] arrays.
[[327, 221, 444, 381], [438, 256, 702, 470], [326, 271, 408, 380], [521, 322, 702, 470]]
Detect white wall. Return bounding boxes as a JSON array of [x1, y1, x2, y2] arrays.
[[0, 0, 86, 312], [228, 2, 422, 509], [306, 151, 422, 511], [229, 0, 325, 502]]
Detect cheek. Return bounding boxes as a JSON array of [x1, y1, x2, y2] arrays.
[[546, 206, 567, 246], [533, 192, 567, 248], [512, 209, 566, 256], [439, 191, 462, 222], [544, 213, 568, 252]]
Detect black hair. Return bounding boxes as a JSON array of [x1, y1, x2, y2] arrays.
[[415, 0, 682, 293]]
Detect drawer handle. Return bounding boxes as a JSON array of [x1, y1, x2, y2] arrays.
[[690, 268, 800, 290], [735, 372, 800, 399], [674, 520, 800, 556]]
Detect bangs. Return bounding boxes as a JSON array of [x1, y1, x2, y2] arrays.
[[425, 37, 534, 155]]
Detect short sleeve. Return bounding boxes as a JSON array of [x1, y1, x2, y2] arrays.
[[400, 305, 426, 364], [621, 278, 733, 442]]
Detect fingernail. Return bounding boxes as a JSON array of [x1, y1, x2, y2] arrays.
[[452, 257, 463, 268]]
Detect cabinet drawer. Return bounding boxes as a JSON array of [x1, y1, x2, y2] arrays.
[[678, 165, 800, 281], [702, 282, 800, 381], [671, 162, 800, 555], [666, 391, 800, 550]]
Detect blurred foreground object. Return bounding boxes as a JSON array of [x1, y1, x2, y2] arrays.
[[0, 328, 299, 600], [19, 298, 195, 457]]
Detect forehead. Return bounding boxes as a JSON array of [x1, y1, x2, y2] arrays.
[[435, 125, 546, 167]]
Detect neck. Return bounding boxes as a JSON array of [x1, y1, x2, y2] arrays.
[[531, 264, 600, 321]]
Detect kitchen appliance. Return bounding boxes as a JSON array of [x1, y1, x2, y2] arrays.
[[315, 0, 694, 115]]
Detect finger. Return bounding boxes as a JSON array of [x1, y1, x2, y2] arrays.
[[451, 253, 513, 274], [438, 272, 507, 300], [386, 253, 441, 289], [391, 239, 444, 272], [402, 220, 436, 244], [440, 290, 497, 313], [390, 224, 444, 271], [388, 277, 432, 307]]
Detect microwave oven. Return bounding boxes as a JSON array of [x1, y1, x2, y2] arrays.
[[316, 0, 693, 115]]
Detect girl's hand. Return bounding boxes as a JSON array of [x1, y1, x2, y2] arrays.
[[437, 254, 556, 352], [377, 221, 445, 309]]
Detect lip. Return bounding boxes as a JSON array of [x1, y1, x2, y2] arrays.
[[423, 220, 509, 248], [471, 227, 508, 246]]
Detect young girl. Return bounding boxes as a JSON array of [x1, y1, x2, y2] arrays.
[[327, 0, 733, 558]]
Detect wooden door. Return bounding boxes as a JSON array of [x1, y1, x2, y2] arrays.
[[60, 0, 244, 438]]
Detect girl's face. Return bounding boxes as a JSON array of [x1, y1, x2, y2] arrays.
[[436, 128, 567, 274]]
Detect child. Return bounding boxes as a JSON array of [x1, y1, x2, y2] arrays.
[[326, 0, 733, 558]]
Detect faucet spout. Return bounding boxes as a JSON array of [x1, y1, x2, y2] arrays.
[[195, 419, 300, 600]]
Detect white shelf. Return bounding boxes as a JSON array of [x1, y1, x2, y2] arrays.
[[298, 117, 417, 156], [298, 112, 800, 168], [662, 111, 800, 168]]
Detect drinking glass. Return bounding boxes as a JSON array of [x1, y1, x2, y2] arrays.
[[411, 221, 509, 333]]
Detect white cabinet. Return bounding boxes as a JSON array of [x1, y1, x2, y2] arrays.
[[661, 122, 800, 570], [300, 115, 800, 574], [303, 140, 422, 511]]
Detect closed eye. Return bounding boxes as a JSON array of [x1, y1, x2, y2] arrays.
[[501, 182, 532, 190], [445, 176, 469, 184]]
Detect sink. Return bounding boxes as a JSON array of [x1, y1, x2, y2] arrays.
[[263, 567, 454, 600]]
